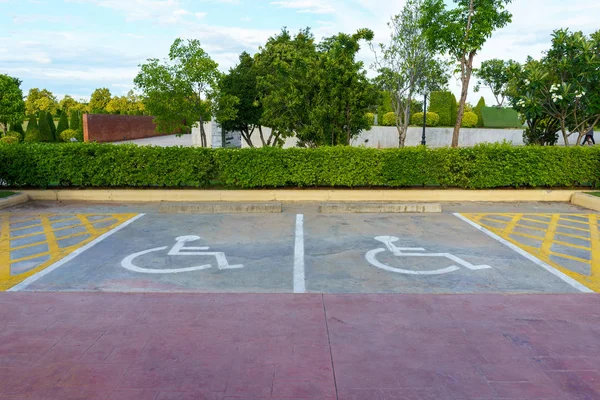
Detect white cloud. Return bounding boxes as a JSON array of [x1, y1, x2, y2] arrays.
[[270, 0, 336, 14], [70, 0, 193, 23]]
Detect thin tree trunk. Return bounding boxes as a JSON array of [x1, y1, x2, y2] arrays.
[[453, 52, 475, 148], [560, 120, 569, 146], [259, 126, 267, 147]]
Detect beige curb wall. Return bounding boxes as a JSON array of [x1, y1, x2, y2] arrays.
[[0, 193, 29, 210], [571, 193, 600, 212], [20, 189, 589, 203]]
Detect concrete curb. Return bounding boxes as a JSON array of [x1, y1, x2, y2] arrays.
[[319, 203, 442, 213], [0, 193, 29, 210], [571, 192, 600, 212], [19, 189, 591, 203], [159, 202, 282, 214]]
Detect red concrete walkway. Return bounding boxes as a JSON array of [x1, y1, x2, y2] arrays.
[[1, 293, 599, 400]]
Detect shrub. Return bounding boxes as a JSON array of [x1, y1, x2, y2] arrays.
[[381, 112, 396, 126], [0, 136, 18, 145], [461, 112, 478, 128], [23, 128, 41, 143], [428, 91, 456, 126], [451, 96, 458, 125], [0, 143, 598, 189], [6, 130, 23, 142], [410, 112, 440, 127], [56, 112, 69, 137], [60, 129, 83, 142], [10, 120, 24, 135], [481, 107, 521, 128], [37, 111, 54, 142], [69, 111, 80, 132], [46, 112, 56, 140], [365, 113, 375, 125], [474, 97, 486, 128], [25, 115, 38, 135]]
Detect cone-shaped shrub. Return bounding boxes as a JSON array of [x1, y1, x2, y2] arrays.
[[46, 112, 56, 140], [69, 111, 80, 132], [37, 111, 54, 142], [56, 112, 69, 137]]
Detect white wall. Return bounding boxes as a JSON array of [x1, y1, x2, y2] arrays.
[[239, 126, 525, 149], [192, 121, 242, 148]]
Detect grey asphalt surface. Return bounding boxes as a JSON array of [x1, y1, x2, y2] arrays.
[[7, 201, 590, 294]]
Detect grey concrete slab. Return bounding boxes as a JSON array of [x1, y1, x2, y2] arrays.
[[22, 214, 295, 293], [303, 213, 580, 294], [16, 210, 584, 295]]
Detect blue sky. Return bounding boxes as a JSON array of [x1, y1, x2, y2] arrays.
[[1, 0, 599, 105]]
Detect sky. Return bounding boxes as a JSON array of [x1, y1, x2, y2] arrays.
[[0, 0, 599, 107]]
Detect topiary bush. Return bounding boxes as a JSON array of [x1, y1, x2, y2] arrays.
[[365, 113, 375, 125], [37, 111, 54, 142], [23, 128, 41, 143], [60, 129, 83, 142], [56, 112, 69, 137], [6, 130, 23, 142], [46, 112, 56, 140], [461, 112, 479, 128], [474, 97, 486, 128], [0, 136, 18, 145], [25, 115, 38, 136], [69, 111, 80, 132], [411, 112, 440, 127], [10, 121, 24, 135], [381, 112, 396, 126], [428, 91, 456, 126]]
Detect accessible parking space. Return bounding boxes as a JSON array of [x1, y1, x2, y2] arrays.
[[2, 204, 598, 294], [14, 213, 295, 293], [303, 213, 582, 294]]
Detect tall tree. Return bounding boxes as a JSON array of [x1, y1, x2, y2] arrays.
[[135, 38, 220, 147], [105, 96, 128, 114], [89, 88, 112, 113], [373, 0, 449, 147], [254, 28, 317, 147], [59, 95, 79, 115], [0, 74, 25, 136], [215, 52, 263, 147], [421, 0, 513, 147], [474, 58, 515, 106], [25, 88, 58, 116]]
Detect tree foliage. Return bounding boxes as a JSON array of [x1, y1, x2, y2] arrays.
[[25, 88, 58, 116], [215, 52, 262, 147], [89, 88, 112, 113], [59, 95, 79, 115], [373, 0, 449, 147], [421, 0, 513, 147], [135, 38, 220, 146], [0, 74, 25, 136], [69, 111, 81, 132], [474, 58, 515, 106]]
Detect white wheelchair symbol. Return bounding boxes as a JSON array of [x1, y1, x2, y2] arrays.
[[121, 235, 244, 274], [365, 236, 492, 275]]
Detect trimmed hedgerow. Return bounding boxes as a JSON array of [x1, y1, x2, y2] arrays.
[[0, 143, 598, 189], [461, 112, 479, 128], [411, 112, 440, 127]]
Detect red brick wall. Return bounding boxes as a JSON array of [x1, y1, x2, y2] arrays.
[[83, 114, 168, 143]]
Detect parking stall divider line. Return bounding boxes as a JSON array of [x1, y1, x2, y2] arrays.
[[7, 213, 146, 292], [294, 214, 306, 294], [453, 213, 594, 293]]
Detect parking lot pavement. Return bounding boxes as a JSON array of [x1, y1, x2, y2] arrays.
[[1, 292, 600, 400], [1, 201, 597, 294]]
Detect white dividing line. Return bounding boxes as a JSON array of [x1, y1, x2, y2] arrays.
[[453, 213, 593, 293], [294, 214, 306, 293], [8, 213, 146, 292]]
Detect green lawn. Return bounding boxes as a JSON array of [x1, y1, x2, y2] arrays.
[[591, 192, 600, 197], [0, 191, 15, 199]]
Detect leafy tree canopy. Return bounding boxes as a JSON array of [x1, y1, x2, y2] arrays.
[[0, 74, 25, 136]]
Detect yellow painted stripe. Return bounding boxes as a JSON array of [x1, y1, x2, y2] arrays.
[[589, 214, 599, 279], [556, 224, 590, 233], [549, 252, 591, 265], [0, 215, 10, 280], [510, 232, 545, 242], [559, 217, 590, 226], [502, 214, 522, 238], [514, 224, 547, 233]]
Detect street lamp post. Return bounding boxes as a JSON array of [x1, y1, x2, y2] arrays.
[[421, 93, 427, 146]]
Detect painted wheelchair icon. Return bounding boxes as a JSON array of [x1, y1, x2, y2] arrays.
[[365, 236, 493, 275], [121, 236, 244, 274]]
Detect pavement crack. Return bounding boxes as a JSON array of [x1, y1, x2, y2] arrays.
[[322, 294, 339, 400]]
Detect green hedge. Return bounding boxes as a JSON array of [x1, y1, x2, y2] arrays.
[[1, 143, 599, 189], [428, 91, 457, 126], [481, 107, 522, 128]]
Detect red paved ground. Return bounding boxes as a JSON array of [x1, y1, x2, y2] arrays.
[[1, 293, 599, 400]]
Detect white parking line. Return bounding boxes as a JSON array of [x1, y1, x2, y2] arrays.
[[8, 213, 146, 292], [453, 213, 593, 293], [294, 214, 306, 293]]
